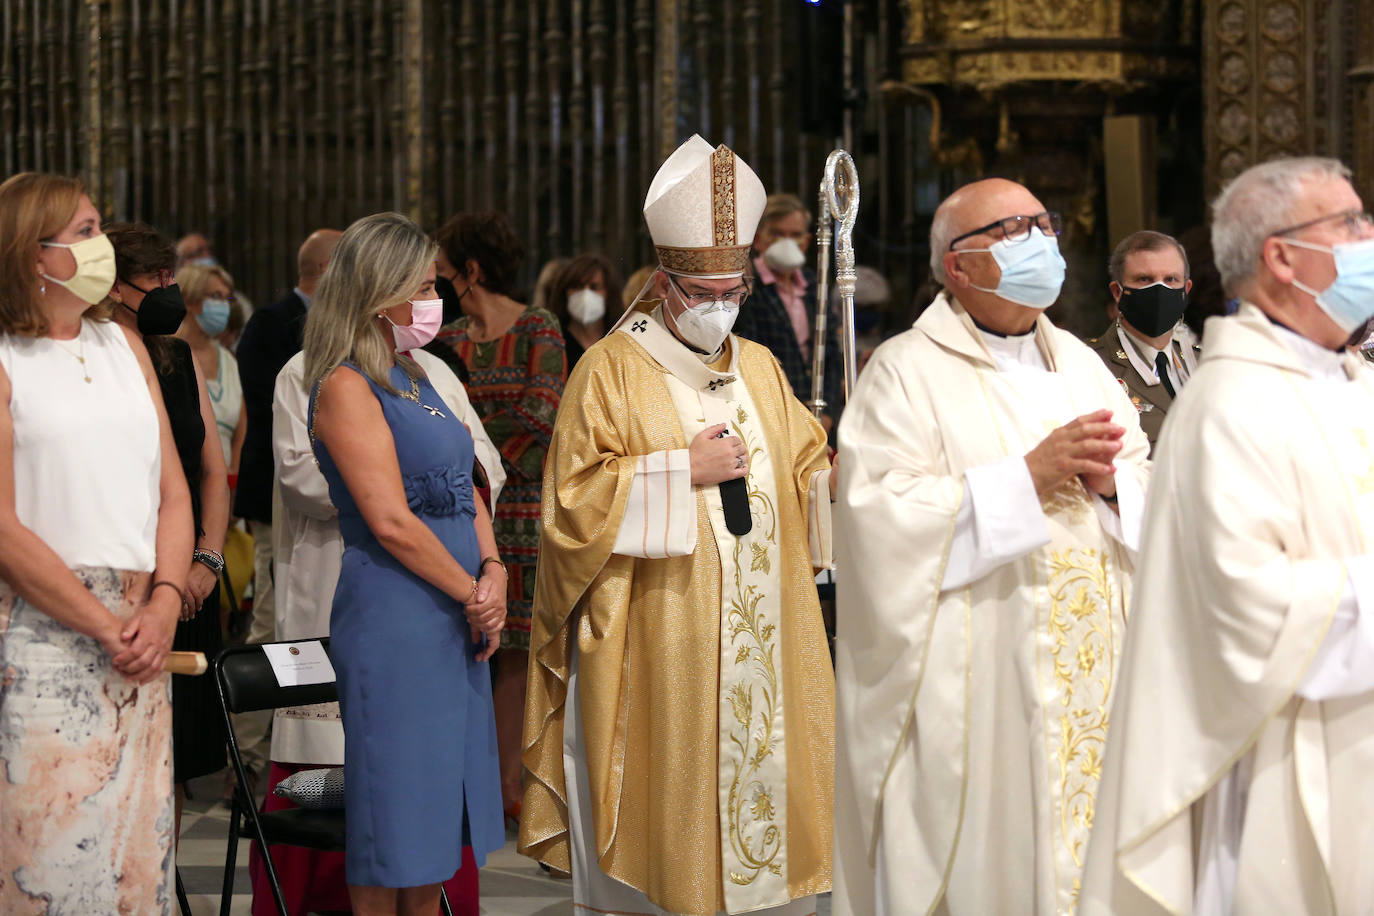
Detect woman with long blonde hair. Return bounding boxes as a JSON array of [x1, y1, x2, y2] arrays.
[[0, 172, 193, 912], [303, 212, 505, 916]]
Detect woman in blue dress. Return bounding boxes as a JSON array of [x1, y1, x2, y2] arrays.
[[302, 212, 506, 916]]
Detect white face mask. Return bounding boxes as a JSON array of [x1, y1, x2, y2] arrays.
[[762, 237, 806, 273], [567, 287, 606, 325], [673, 299, 739, 354]]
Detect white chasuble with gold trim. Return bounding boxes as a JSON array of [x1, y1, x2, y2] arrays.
[[1080, 306, 1374, 916], [834, 294, 1149, 916], [632, 310, 795, 913]]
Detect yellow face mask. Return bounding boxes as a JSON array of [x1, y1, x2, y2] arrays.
[[41, 234, 118, 305]]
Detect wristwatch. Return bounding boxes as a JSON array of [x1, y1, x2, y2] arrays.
[[193, 547, 226, 574]]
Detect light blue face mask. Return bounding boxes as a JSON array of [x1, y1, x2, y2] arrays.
[[1284, 236, 1374, 334], [196, 297, 232, 335], [960, 227, 1067, 308]]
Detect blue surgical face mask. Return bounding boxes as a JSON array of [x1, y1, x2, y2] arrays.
[[1283, 237, 1374, 334], [196, 297, 232, 335], [960, 227, 1066, 308]]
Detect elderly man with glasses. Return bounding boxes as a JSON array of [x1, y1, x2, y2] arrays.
[[832, 177, 1152, 915], [520, 135, 837, 916], [1080, 159, 1374, 916]]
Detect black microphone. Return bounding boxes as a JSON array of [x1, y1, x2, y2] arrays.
[[715, 429, 752, 535], [720, 478, 752, 535]]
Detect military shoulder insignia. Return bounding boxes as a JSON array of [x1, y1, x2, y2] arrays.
[[1116, 349, 1129, 360]]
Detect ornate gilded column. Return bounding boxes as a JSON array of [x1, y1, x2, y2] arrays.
[[897, 0, 1199, 335]]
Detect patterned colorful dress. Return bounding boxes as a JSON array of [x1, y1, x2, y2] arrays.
[[435, 307, 565, 649]]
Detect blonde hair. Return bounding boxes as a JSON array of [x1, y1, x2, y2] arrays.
[[0, 172, 85, 336], [760, 192, 812, 229], [303, 212, 437, 395], [175, 262, 236, 309]]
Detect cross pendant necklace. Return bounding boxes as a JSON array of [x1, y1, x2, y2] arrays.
[[400, 375, 446, 418]]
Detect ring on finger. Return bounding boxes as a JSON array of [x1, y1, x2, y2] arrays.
[[735, 456, 746, 469]]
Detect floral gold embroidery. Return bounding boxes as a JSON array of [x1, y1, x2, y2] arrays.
[[711, 144, 737, 246], [723, 411, 784, 889], [1041, 477, 1094, 527], [1046, 547, 1116, 912], [654, 243, 753, 277]]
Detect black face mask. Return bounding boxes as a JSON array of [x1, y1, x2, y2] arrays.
[[122, 280, 187, 336], [1117, 282, 1188, 338], [435, 274, 468, 325]]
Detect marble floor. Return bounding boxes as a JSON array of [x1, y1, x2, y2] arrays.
[[176, 770, 831, 915]]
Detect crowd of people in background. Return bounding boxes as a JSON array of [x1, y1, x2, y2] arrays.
[[5, 137, 1371, 916]]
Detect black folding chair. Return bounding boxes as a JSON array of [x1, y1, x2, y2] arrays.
[[214, 640, 454, 915]]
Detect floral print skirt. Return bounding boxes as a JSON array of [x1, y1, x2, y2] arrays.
[[0, 567, 174, 915]]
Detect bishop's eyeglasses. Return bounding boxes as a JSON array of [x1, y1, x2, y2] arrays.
[[667, 273, 754, 309]]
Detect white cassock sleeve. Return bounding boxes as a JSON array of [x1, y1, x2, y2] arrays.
[[415, 350, 508, 507], [611, 448, 697, 559], [1089, 470, 1145, 554], [808, 468, 834, 570], [940, 455, 1051, 592], [1296, 554, 1374, 701], [273, 356, 336, 521]]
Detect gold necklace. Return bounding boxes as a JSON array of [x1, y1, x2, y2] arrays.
[[398, 374, 447, 418], [51, 333, 92, 383]]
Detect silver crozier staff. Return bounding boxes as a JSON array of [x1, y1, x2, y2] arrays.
[[808, 149, 861, 417]]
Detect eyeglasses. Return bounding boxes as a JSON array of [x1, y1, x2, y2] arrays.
[[120, 269, 175, 293], [948, 211, 1062, 250], [1270, 209, 1374, 239], [666, 273, 753, 308]]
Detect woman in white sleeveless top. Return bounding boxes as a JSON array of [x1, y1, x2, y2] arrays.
[[0, 172, 194, 914]]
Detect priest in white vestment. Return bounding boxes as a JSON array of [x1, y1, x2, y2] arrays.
[[832, 178, 1152, 916], [1080, 157, 1374, 916], [519, 136, 836, 916]]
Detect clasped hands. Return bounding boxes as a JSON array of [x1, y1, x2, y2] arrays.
[[1024, 409, 1125, 499], [463, 565, 506, 662], [99, 587, 182, 684]]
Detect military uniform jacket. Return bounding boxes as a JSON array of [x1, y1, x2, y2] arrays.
[[1086, 321, 1199, 453]]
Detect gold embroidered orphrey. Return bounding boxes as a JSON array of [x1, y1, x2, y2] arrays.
[[654, 243, 754, 277], [722, 405, 786, 893], [711, 143, 737, 246], [1044, 546, 1117, 912]]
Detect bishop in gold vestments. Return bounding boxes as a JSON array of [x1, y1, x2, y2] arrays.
[[519, 136, 835, 916]]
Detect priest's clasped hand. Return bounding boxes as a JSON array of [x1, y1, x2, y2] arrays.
[[690, 423, 749, 485], [1024, 408, 1125, 498]]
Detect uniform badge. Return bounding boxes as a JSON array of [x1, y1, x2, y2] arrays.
[[1116, 349, 1129, 360]]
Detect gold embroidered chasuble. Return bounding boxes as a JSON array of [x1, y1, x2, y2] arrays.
[[833, 294, 1151, 916], [1080, 305, 1374, 916], [520, 301, 834, 915]]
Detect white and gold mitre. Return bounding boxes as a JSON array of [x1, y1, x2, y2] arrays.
[[643, 134, 766, 279]]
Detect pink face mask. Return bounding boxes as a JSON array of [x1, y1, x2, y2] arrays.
[[384, 297, 444, 351]]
